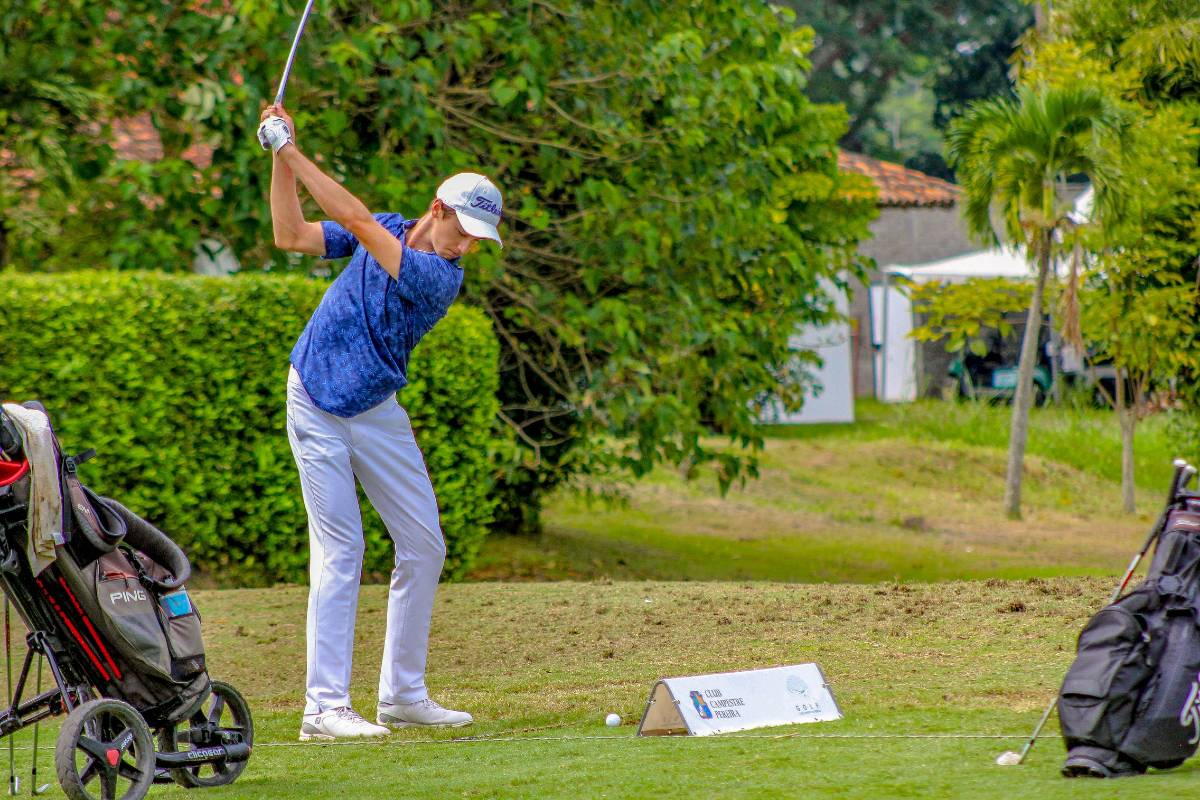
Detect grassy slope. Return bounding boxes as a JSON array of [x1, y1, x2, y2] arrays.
[[472, 401, 1187, 583], [9, 580, 1198, 799]]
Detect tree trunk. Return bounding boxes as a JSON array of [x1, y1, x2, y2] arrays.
[[1116, 370, 1137, 514], [1003, 236, 1051, 518]]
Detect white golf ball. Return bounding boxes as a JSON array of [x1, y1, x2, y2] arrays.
[[605, 713, 621, 727], [995, 751, 1022, 766]]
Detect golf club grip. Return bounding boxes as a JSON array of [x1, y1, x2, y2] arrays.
[[274, 0, 317, 106], [1169, 459, 1187, 504]]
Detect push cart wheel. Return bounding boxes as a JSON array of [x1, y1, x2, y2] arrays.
[[158, 680, 254, 788], [55, 698, 155, 800]]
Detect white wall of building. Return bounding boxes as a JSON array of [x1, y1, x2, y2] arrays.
[[766, 281, 855, 424]]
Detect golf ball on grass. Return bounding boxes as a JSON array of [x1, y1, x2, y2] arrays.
[[996, 751, 1022, 766], [605, 713, 621, 727]]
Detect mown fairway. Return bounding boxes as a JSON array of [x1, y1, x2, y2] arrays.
[[5, 579, 1200, 798]]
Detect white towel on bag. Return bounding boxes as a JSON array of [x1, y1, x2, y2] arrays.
[[1, 403, 63, 575]]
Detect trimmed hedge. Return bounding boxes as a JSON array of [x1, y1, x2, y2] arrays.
[[0, 272, 499, 585]]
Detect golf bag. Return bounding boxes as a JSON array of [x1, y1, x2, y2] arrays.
[[1059, 503, 1200, 777], [0, 401, 252, 800]]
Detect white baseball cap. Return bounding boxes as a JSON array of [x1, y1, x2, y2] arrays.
[[436, 172, 503, 247]]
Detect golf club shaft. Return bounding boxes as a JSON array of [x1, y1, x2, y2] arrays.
[[1015, 460, 1187, 764], [5, 597, 13, 796], [30, 657, 41, 795], [1015, 542, 1153, 762], [273, 0, 317, 106]]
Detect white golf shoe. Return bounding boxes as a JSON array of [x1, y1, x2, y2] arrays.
[[299, 706, 391, 741], [377, 698, 474, 728]]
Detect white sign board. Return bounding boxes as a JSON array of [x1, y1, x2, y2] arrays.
[[637, 664, 841, 737]]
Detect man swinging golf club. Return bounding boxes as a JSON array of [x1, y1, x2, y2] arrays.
[[257, 105, 502, 740]]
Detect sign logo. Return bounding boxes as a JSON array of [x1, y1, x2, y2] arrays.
[[1180, 672, 1200, 745], [786, 675, 810, 697], [469, 195, 501, 217], [689, 691, 713, 719]]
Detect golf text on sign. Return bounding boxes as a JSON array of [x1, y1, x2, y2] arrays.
[[637, 664, 841, 736]]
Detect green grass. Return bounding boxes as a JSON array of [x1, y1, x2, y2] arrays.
[[7, 579, 1198, 798], [8, 400, 1194, 797], [472, 400, 1183, 584], [805, 399, 1194, 493]]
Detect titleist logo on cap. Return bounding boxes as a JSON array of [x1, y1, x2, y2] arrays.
[[470, 195, 501, 217]]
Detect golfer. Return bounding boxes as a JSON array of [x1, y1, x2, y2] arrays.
[[257, 105, 501, 741]]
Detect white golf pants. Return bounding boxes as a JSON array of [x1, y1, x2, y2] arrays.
[[286, 367, 446, 715]]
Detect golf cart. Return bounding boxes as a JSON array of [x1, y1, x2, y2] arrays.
[[948, 327, 1052, 405]]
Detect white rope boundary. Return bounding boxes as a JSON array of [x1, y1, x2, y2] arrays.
[[251, 731, 1033, 748], [0, 730, 1039, 753]]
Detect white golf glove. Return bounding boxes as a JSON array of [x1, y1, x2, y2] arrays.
[[257, 116, 294, 153]]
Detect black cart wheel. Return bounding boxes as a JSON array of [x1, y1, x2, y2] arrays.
[[55, 698, 155, 800], [158, 680, 253, 788]]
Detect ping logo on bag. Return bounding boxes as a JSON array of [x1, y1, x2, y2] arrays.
[[109, 589, 148, 604], [1180, 673, 1200, 745]]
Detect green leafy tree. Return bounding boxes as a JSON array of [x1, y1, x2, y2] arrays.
[[1021, 0, 1200, 511], [782, 0, 1032, 169], [1082, 276, 1198, 512], [1027, 0, 1200, 105], [931, 7, 1029, 128], [4, 2, 877, 532], [946, 84, 1128, 518], [0, 2, 115, 268], [1079, 107, 1200, 513], [909, 276, 1032, 361]]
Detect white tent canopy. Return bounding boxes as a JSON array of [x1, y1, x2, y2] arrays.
[[872, 246, 1034, 402], [884, 247, 1032, 283]]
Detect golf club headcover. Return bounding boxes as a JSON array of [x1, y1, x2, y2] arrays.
[[257, 116, 294, 152]]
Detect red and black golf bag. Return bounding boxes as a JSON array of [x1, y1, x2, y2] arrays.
[[0, 401, 252, 800]]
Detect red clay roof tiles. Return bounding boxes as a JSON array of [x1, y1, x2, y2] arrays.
[[838, 150, 960, 208]]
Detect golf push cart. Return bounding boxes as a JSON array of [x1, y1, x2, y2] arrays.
[[0, 402, 252, 799]]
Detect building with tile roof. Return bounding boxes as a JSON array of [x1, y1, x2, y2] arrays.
[[836, 151, 975, 399]]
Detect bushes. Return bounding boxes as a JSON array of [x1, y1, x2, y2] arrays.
[[0, 271, 499, 585]]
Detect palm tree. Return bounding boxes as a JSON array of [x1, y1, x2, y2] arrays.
[[946, 84, 1127, 518]]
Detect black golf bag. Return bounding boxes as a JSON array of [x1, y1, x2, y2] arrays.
[[0, 402, 252, 800], [1058, 500, 1200, 777]]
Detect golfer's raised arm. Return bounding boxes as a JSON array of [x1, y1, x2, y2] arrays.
[[276, 146, 403, 278], [268, 157, 325, 255], [261, 106, 324, 255]]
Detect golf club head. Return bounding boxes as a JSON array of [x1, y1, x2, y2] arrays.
[[1170, 459, 1191, 501], [1183, 466, 1198, 492], [32, 783, 49, 796]]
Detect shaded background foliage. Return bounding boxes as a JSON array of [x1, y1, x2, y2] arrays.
[[0, 273, 500, 584], [783, 0, 1033, 179], [2, 1, 877, 533]]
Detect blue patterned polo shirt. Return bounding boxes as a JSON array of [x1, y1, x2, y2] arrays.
[[289, 215, 463, 417]]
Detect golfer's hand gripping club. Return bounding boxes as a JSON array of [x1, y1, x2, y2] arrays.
[[258, 116, 294, 153], [259, 104, 297, 152]]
